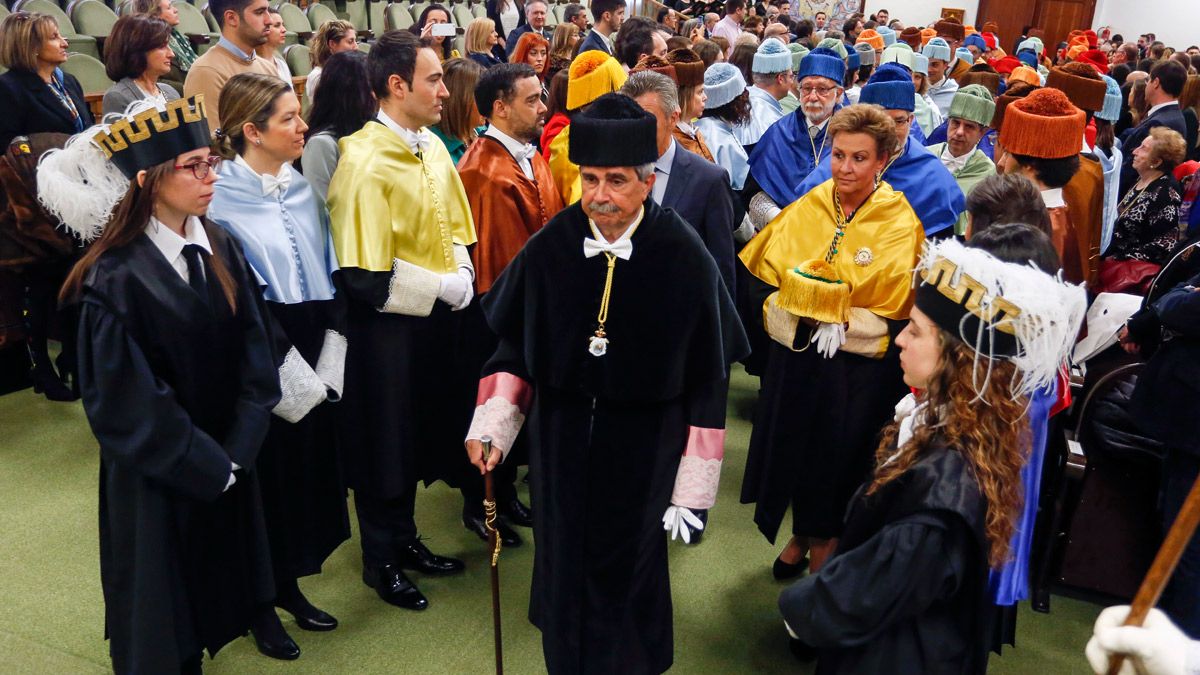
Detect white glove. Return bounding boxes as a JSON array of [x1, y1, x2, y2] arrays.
[[437, 269, 474, 310], [662, 505, 704, 544], [1085, 606, 1192, 675], [810, 321, 846, 358]]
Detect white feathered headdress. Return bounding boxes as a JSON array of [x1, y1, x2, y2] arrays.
[[913, 237, 1087, 399], [36, 95, 211, 242]]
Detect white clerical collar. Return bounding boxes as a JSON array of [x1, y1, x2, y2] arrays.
[[484, 124, 536, 163], [655, 139, 677, 176], [1041, 187, 1066, 209], [145, 214, 211, 263], [234, 154, 292, 197], [377, 110, 432, 155], [584, 206, 644, 260], [1147, 100, 1178, 118], [938, 143, 972, 172]]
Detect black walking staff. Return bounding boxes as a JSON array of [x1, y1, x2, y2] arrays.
[[481, 436, 503, 675]]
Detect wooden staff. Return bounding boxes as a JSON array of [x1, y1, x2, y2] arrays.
[[482, 436, 504, 675], [1107, 473, 1200, 674]]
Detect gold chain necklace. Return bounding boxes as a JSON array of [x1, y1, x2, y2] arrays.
[[588, 252, 617, 357]]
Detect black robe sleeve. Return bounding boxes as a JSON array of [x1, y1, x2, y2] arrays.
[[79, 301, 235, 502], [778, 512, 973, 650], [338, 268, 392, 310]]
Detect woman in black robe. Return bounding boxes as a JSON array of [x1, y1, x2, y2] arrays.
[[207, 73, 350, 661], [779, 238, 1086, 674], [46, 95, 280, 674]]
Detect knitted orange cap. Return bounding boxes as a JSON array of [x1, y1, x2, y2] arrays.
[[999, 88, 1086, 159], [1008, 65, 1041, 87], [920, 28, 937, 47], [857, 29, 885, 51], [1046, 63, 1107, 112]]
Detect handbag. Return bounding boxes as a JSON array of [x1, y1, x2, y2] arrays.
[[1096, 258, 1161, 295]]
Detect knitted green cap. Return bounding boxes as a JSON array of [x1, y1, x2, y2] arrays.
[[948, 84, 996, 127]]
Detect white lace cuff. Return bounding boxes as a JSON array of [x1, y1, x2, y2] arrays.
[[670, 426, 725, 509], [314, 329, 347, 401], [748, 190, 782, 230], [466, 397, 526, 460], [380, 258, 441, 316], [272, 347, 327, 423]]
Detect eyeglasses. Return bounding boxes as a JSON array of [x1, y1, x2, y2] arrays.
[[799, 85, 838, 96], [174, 155, 222, 180]]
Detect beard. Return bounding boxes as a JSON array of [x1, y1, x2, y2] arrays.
[[803, 100, 834, 125]]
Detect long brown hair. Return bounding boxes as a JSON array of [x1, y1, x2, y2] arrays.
[[60, 161, 240, 312], [434, 57, 485, 145], [868, 336, 1029, 569]]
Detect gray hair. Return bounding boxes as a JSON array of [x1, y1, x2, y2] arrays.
[[620, 71, 681, 114], [753, 70, 788, 84], [524, 0, 548, 12], [634, 163, 655, 180], [564, 3, 585, 22]]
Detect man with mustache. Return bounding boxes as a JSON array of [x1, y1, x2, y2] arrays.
[[455, 63, 565, 546], [464, 92, 748, 674], [744, 47, 845, 229]]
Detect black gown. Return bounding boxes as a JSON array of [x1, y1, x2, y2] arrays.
[[779, 444, 991, 675], [77, 223, 280, 673], [480, 200, 749, 674]]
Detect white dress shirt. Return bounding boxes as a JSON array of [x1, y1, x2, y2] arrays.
[[145, 215, 212, 283], [1041, 188, 1066, 209], [584, 207, 644, 260], [1146, 100, 1179, 119], [484, 124, 536, 180], [651, 139, 677, 204], [938, 144, 972, 174], [377, 110, 432, 155]]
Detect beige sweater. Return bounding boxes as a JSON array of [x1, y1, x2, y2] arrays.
[[183, 43, 278, 133]]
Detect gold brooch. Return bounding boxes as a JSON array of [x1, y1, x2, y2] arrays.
[[853, 247, 874, 267]]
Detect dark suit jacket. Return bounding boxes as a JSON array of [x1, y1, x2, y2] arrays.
[[1120, 103, 1188, 196], [0, 69, 93, 150], [660, 144, 737, 292], [1129, 269, 1200, 455], [504, 24, 554, 58], [578, 29, 613, 56], [486, 0, 525, 42]]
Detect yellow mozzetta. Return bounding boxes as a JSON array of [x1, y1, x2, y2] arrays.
[[547, 124, 581, 205], [327, 122, 477, 273]]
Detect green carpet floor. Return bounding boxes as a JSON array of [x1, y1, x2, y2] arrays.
[[0, 365, 1102, 674]]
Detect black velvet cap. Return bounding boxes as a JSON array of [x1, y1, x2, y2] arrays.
[[914, 258, 1020, 358], [93, 95, 211, 179], [567, 93, 658, 168]]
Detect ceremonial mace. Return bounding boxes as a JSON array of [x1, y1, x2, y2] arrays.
[[481, 436, 504, 675], [1106, 473, 1200, 675]]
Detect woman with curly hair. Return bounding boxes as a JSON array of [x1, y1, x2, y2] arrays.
[[778, 234, 1085, 673], [695, 62, 751, 189], [306, 20, 358, 100]]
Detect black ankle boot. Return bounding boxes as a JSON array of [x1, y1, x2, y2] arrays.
[[250, 606, 300, 660], [29, 352, 75, 402]]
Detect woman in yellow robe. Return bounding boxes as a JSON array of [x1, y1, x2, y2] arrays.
[[738, 104, 925, 577]]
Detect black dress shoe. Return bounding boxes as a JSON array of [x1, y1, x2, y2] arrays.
[[682, 509, 708, 545], [277, 596, 338, 632], [362, 563, 429, 610], [772, 554, 809, 580], [397, 540, 465, 575], [250, 612, 301, 661], [463, 513, 523, 547], [501, 497, 534, 527], [788, 637, 817, 661]]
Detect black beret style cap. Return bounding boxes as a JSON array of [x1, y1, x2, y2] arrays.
[[568, 93, 659, 167]]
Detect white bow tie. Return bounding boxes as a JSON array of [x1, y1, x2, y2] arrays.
[[261, 170, 291, 197], [583, 237, 633, 260], [403, 128, 432, 155], [513, 144, 536, 162]]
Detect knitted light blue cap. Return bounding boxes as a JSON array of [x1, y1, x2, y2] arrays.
[[956, 48, 974, 65], [1018, 37, 1043, 55], [797, 47, 846, 84], [753, 37, 793, 74], [877, 26, 897, 47], [1098, 75, 1122, 122], [860, 62, 915, 111], [703, 62, 747, 109], [854, 41, 876, 66], [963, 33, 987, 51], [880, 43, 915, 70], [912, 53, 929, 76], [922, 37, 951, 62]]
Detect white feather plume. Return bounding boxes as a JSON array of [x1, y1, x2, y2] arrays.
[[915, 238, 1087, 400]]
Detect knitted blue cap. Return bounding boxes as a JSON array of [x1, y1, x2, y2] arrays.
[[963, 33, 987, 51], [912, 53, 929, 76], [860, 62, 915, 111], [1017, 50, 1038, 69], [877, 26, 897, 47], [703, 62, 747, 109], [753, 37, 793, 74], [797, 47, 846, 85], [1098, 75, 1122, 122], [956, 48, 974, 65], [847, 49, 860, 71], [922, 37, 951, 62]]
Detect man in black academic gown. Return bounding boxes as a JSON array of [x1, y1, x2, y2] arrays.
[[464, 93, 749, 675]]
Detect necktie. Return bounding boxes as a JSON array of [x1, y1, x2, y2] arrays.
[[583, 237, 633, 260], [181, 244, 209, 305], [808, 124, 820, 138]]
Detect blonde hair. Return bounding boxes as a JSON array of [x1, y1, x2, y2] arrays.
[[828, 103, 898, 159], [215, 72, 291, 158], [309, 19, 355, 68], [465, 17, 496, 55], [550, 22, 578, 62], [0, 12, 59, 73], [1147, 126, 1188, 175], [133, 0, 165, 17]]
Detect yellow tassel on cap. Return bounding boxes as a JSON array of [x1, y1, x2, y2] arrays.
[[775, 260, 851, 324]]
